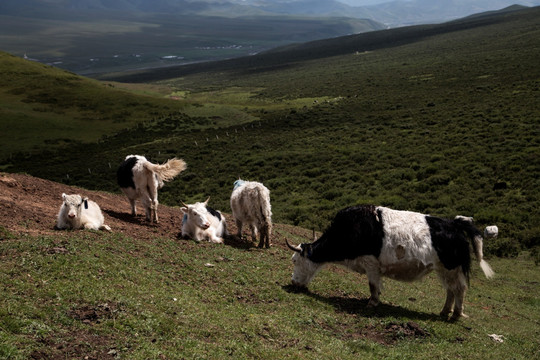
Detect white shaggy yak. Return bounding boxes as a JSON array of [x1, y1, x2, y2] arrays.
[[484, 225, 499, 238], [230, 179, 272, 248], [181, 197, 227, 244], [117, 154, 187, 223], [56, 193, 111, 231]]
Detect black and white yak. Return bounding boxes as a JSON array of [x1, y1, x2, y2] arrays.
[[286, 205, 495, 320], [117, 155, 186, 223], [181, 197, 228, 244]]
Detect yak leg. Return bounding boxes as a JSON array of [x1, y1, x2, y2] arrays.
[[440, 289, 455, 318], [235, 219, 243, 238], [259, 224, 270, 248], [450, 285, 468, 320], [250, 224, 258, 243], [152, 203, 158, 223], [140, 196, 152, 222], [121, 188, 138, 216], [366, 271, 381, 307], [129, 199, 137, 216], [146, 184, 159, 224], [438, 267, 469, 320], [257, 225, 265, 248]]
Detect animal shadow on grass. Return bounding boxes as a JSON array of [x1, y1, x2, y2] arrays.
[[282, 285, 441, 321], [102, 209, 155, 226], [224, 234, 258, 250], [174, 233, 257, 250]]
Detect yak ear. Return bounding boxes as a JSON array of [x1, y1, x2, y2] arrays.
[[82, 197, 89, 209], [62, 193, 67, 200]]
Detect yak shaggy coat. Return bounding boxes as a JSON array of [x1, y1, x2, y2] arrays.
[[56, 193, 111, 231], [288, 205, 494, 320], [117, 155, 186, 223], [181, 198, 228, 244], [230, 180, 272, 248]]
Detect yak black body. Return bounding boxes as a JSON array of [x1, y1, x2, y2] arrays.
[[303, 205, 384, 263], [117, 156, 137, 189]]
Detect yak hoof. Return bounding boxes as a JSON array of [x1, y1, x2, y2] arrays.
[[449, 312, 468, 321], [440, 310, 452, 318]]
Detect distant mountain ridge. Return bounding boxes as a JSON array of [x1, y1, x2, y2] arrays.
[[99, 5, 540, 82], [1, 0, 539, 25], [1, 0, 538, 74]]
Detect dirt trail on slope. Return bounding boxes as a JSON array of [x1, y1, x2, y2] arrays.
[[0, 172, 186, 241], [0, 172, 309, 247]]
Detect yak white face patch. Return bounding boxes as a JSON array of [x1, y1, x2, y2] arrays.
[[182, 203, 211, 229], [291, 252, 323, 287], [62, 193, 87, 219]]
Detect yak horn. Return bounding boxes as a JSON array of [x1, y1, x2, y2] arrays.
[[204, 196, 210, 205], [181, 201, 189, 208], [286, 239, 302, 253]]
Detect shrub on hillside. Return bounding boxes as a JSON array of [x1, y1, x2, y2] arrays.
[[484, 236, 520, 258]]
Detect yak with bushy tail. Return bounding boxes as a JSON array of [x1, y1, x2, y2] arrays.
[[287, 205, 495, 320], [117, 154, 186, 223]]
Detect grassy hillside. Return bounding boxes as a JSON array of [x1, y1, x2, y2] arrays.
[[0, 52, 192, 157], [0, 8, 539, 359], [2, 8, 540, 259], [0, 172, 538, 359], [1, 225, 538, 359]]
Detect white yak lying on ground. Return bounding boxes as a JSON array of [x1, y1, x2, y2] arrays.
[[181, 197, 227, 244], [56, 193, 111, 231]]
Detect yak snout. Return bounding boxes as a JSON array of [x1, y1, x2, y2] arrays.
[[201, 222, 211, 230]]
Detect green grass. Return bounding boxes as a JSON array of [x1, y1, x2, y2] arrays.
[[0, 51, 193, 157], [0, 228, 538, 359]]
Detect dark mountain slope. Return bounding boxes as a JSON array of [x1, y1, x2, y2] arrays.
[[99, 5, 540, 82]]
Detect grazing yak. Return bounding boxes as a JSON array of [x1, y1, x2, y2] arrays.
[[484, 225, 499, 238], [230, 179, 272, 248], [286, 205, 495, 320], [117, 155, 186, 223], [56, 193, 111, 231], [181, 197, 227, 243]]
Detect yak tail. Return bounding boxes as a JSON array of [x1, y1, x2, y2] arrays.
[[454, 216, 495, 279], [257, 188, 273, 240], [475, 234, 495, 279], [144, 158, 187, 182]]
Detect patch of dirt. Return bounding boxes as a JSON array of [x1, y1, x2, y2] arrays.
[[30, 330, 116, 360], [0, 172, 187, 241], [68, 303, 120, 325], [0, 172, 313, 251], [0, 173, 226, 243], [359, 321, 430, 345]]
